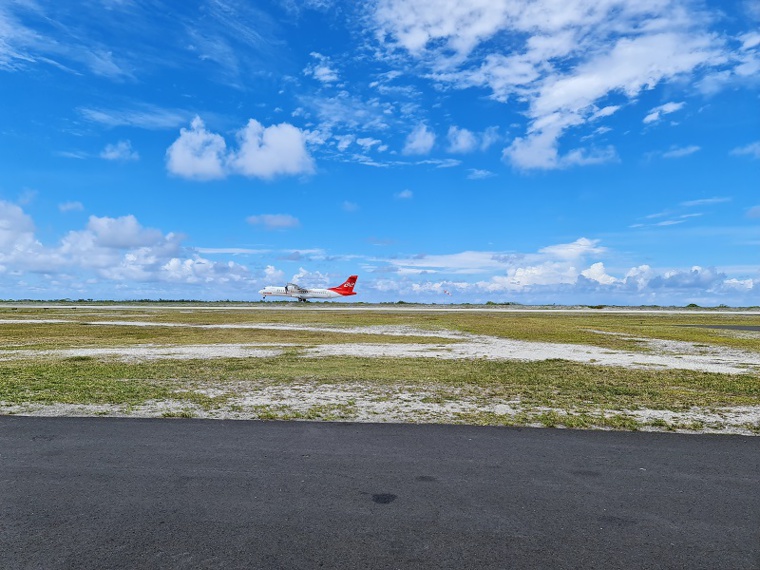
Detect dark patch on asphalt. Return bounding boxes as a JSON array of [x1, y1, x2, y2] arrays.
[[415, 475, 437, 482], [32, 435, 55, 442], [371, 493, 397, 504], [571, 469, 602, 477], [599, 515, 638, 527], [680, 325, 760, 332]]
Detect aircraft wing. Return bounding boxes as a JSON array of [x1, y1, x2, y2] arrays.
[[285, 283, 308, 294]]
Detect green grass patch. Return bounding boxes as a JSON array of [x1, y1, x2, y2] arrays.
[[0, 355, 756, 411], [2, 306, 757, 353]]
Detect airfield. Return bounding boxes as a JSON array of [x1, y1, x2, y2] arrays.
[[1, 303, 758, 434], [3, 303, 759, 567]]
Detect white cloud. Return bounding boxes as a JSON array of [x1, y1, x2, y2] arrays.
[[538, 237, 606, 260], [85, 215, 166, 249], [623, 265, 656, 291], [395, 189, 413, 199], [264, 264, 285, 282], [581, 262, 618, 285], [0, 203, 252, 289], [246, 214, 301, 230], [166, 116, 314, 181], [643, 101, 685, 124], [746, 206, 760, 219], [342, 201, 359, 212], [446, 126, 477, 153], [100, 140, 139, 161], [55, 151, 89, 160], [79, 105, 189, 129], [590, 105, 621, 120], [335, 134, 355, 151], [381, 238, 609, 280], [649, 266, 725, 290], [304, 52, 339, 83], [681, 197, 730, 207], [356, 137, 382, 150], [467, 168, 495, 180], [299, 91, 394, 132], [723, 278, 754, 291], [372, 1, 729, 171], [740, 32, 760, 51], [445, 125, 501, 154], [0, 201, 36, 251], [661, 145, 700, 159], [59, 201, 84, 213], [230, 119, 315, 179], [166, 116, 227, 180], [403, 123, 435, 155], [731, 141, 760, 159], [373, 0, 511, 58]]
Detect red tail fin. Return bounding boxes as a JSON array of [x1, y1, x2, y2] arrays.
[[329, 275, 358, 296]]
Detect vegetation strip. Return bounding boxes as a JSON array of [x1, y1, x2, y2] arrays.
[[0, 306, 758, 433]]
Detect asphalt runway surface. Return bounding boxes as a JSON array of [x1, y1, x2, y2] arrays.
[[1, 417, 758, 569]]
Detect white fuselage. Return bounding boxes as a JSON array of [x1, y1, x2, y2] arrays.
[[258, 286, 342, 301]]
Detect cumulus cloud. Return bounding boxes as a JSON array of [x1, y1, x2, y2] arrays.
[[0, 201, 253, 290], [403, 123, 435, 155], [539, 237, 606, 260], [229, 119, 315, 179], [447, 126, 477, 153], [100, 140, 139, 161], [0, 201, 36, 252], [445, 126, 501, 153], [166, 117, 227, 180], [372, 236, 757, 302], [264, 264, 285, 282], [166, 116, 314, 181], [0, 203, 256, 295], [85, 215, 165, 249], [246, 214, 301, 230], [581, 262, 618, 285], [372, 1, 730, 170]]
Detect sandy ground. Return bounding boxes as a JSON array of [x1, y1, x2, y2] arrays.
[[3, 384, 758, 435], [1, 319, 758, 434], [2, 320, 759, 374]]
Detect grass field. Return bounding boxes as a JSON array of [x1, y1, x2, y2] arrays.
[[1, 303, 758, 433]]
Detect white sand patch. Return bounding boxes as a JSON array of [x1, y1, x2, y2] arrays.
[[625, 406, 760, 429], [1, 320, 759, 373], [0, 318, 469, 338], [3, 386, 757, 435], [306, 336, 760, 375], [0, 344, 286, 362], [0, 319, 70, 324]]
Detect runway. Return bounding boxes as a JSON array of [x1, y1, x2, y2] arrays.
[[1, 417, 758, 569], [3, 302, 760, 315]]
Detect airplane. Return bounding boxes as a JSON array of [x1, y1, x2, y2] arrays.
[[258, 275, 358, 302]]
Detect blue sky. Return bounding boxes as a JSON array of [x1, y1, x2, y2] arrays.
[[1, 0, 758, 304]]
